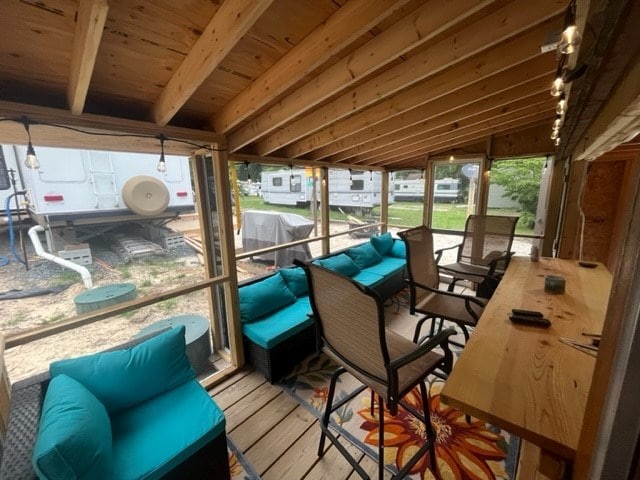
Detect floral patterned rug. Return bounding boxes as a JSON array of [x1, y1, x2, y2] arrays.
[[279, 353, 520, 479]]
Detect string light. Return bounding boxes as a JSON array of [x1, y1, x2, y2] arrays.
[[156, 134, 167, 173], [556, 95, 567, 115], [559, 1, 581, 54], [22, 116, 39, 169]]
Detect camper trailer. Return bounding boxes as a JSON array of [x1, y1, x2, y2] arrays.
[[260, 169, 394, 212], [0, 145, 195, 257], [394, 177, 463, 203]]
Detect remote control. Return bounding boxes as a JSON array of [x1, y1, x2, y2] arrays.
[[509, 315, 551, 328], [512, 309, 543, 317]]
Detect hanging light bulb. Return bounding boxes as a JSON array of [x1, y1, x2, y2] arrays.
[[22, 116, 39, 169], [349, 168, 353, 186], [556, 95, 567, 115], [289, 164, 295, 186], [550, 76, 565, 97], [552, 116, 562, 131], [560, 25, 581, 54], [369, 170, 373, 182], [448, 155, 455, 163], [156, 134, 167, 173], [554, 136, 561, 146], [551, 129, 560, 140]]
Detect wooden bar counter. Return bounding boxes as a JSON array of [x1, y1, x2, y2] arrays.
[[441, 257, 612, 461]]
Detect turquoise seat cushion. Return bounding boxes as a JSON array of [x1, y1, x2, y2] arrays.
[[370, 232, 394, 256], [33, 374, 112, 480], [364, 256, 406, 277], [347, 243, 383, 269], [318, 253, 360, 277], [242, 296, 314, 349], [351, 270, 386, 288], [50, 326, 195, 415], [111, 379, 225, 480], [278, 266, 308, 297], [390, 239, 406, 258], [239, 274, 297, 323]]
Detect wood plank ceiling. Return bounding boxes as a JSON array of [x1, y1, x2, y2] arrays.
[[0, 0, 571, 170]]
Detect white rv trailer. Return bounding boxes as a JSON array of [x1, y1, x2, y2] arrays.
[[0, 145, 195, 254], [394, 177, 463, 203], [260, 169, 394, 212]]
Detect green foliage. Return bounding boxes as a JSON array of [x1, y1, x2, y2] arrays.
[[490, 158, 545, 228], [51, 270, 81, 285]]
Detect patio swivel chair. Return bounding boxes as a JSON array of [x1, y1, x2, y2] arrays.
[[436, 214, 519, 299], [398, 225, 486, 345], [302, 262, 455, 480]]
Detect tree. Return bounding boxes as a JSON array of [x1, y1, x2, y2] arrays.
[[490, 157, 545, 228]]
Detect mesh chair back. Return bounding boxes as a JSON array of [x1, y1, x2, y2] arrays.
[[399, 226, 440, 303], [459, 215, 518, 270], [306, 263, 389, 384]]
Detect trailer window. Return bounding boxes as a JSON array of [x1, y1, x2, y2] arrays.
[[350, 179, 364, 190], [272, 177, 282, 187]]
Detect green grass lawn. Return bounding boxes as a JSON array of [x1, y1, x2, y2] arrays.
[[237, 196, 533, 235]]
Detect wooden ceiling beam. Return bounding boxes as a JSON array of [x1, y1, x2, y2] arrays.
[[370, 107, 555, 166], [226, 0, 497, 150], [283, 19, 562, 159], [332, 89, 553, 164], [215, 0, 415, 137], [67, 0, 109, 115], [152, 0, 273, 126], [319, 64, 555, 162], [256, 0, 565, 156], [0, 100, 224, 156]]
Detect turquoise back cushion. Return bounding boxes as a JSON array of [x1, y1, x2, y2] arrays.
[[370, 232, 394, 256], [239, 274, 297, 323], [390, 239, 406, 258], [278, 267, 308, 297], [318, 253, 360, 277], [347, 243, 383, 269], [33, 374, 112, 480], [49, 326, 195, 415]]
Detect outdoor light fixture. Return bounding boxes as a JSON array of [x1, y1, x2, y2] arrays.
[[449, 155, 455, 163], [349, 168, 353, 186], [550, 75, 565, 97], [553, 117, 563, 131], [556, 95, 567, 115], [22, 116, 39, 169], [554, 136, 561, 146], [156, 134, 167, 173], [559, 1, 581, 54], [289, 164, 295, 186]]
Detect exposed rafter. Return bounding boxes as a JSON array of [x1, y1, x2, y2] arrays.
[[67, 0, 109, 115], [152, 0, 273, 126]]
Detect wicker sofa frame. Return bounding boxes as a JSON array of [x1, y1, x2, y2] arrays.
[[0, 331, 230, 480]]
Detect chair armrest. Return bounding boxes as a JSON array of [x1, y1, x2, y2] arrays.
[[389, 328, 456, 371], [486, 251, 514, 275], [434, 243, 461, 264], [414, 282, 486, 321]]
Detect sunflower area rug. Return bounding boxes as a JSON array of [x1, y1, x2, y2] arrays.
[[279, 352, 520, 480]]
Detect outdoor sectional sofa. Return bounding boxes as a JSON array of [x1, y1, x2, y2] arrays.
[[238, 232, 407, 383], [0, 327, 230, 480]]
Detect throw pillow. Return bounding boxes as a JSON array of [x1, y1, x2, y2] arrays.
[[50, 326, 195, 415], [318, 253, 360, 277], [279, 267, 308, 297], [239, 273, 297, 322], [347, 243, 383, 269], [33, 374, 112, 480], [390, 239, 406, 258], [370, 232, 394, 256]]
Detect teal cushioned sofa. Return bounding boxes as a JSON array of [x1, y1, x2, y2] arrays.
[[0, 327, 230, 480], [237, 232, 406, 383]]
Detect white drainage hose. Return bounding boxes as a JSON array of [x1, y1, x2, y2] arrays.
[[28, 225, 93, 289]]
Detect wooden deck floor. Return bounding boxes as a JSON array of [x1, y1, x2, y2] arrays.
[[208, 299, 442, 479]]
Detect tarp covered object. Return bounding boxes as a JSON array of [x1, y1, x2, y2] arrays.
[[242, 210, 314, 267]]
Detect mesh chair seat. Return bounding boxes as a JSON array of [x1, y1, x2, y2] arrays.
[[415, 290, 485, 327]]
